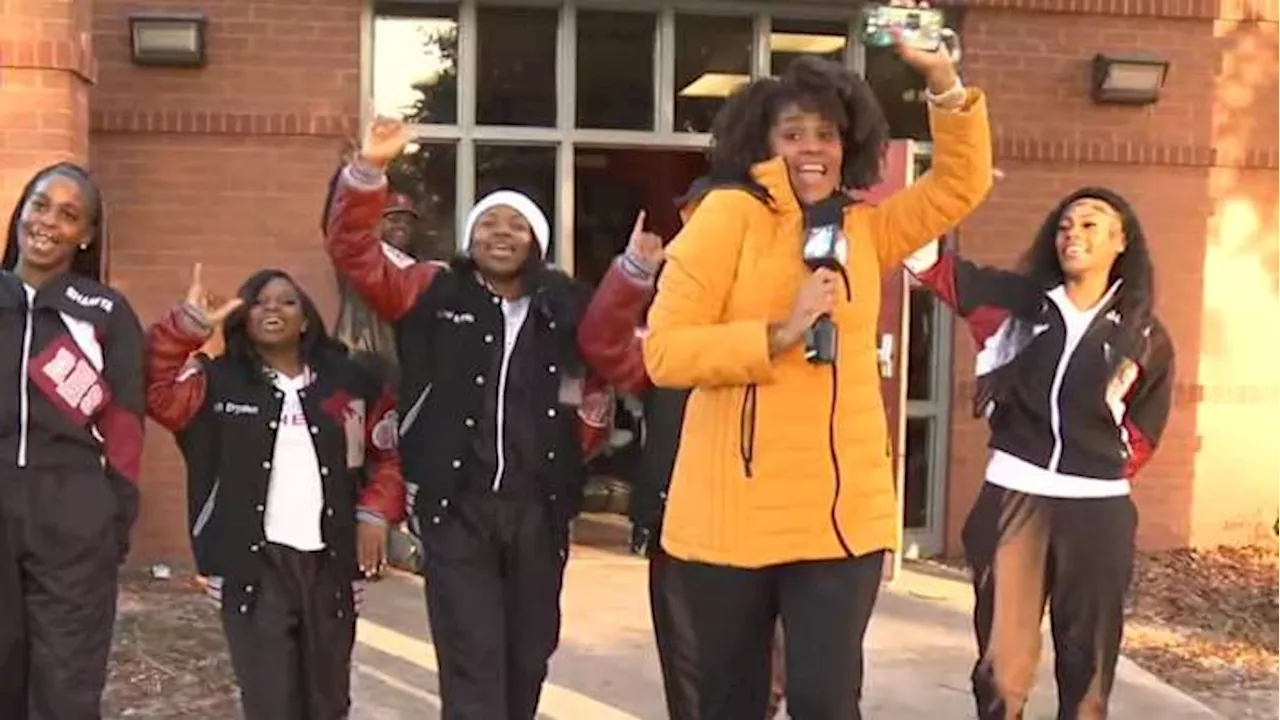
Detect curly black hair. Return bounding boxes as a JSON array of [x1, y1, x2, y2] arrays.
[[2, 162, 106, 281], [222, 269, 348, 383], [707, 56, 889, 194], [1019, 186, 1158, 363]]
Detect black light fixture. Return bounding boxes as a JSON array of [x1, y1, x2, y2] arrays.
[[128, 13, 208, 68], [1091, 52, 1170, 105]]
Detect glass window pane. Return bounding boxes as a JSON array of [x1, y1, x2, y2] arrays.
[[674, 14, 753, 134], [373, 2, 459, 124], [907, 286, 936, 401], [477, 7, 557, 127], [386, 143, 458, 262], [577, 11, 656, 131], [475, 145, 558, 257], [904, 417, 932, 529], [769, 19, 848, 77], [864, 46, 930, 140]]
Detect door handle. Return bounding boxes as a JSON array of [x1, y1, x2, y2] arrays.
[[878, 333, 895, 379]]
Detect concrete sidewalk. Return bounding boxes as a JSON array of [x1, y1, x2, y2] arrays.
[[349, 519, 1222, 719]]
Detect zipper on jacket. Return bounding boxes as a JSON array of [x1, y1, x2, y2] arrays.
[[490, 297, 530, 492], [827, 363, 853, 556], [398, 383, 433, 438], [16, 301, 35, 467], [739, 384, 758, 478]]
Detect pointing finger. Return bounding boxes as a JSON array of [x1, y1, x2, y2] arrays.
[[631, 210, 647, 238], [191, 262, 203, 287]]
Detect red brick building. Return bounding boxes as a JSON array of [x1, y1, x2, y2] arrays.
[[2, 0, 1276, 564]]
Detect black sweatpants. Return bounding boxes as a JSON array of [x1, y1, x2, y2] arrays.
[[221, 543, 357, 720], [660, 550, 884, 720], [650, 548, 789, 720], [0, 466, 121, 720], [421, 493, 568, 720], [962, 483, 1138, 720]]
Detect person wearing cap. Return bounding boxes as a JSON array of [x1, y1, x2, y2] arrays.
[[325, 114, 613, 719]]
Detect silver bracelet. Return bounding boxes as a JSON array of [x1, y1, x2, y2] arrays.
[[924, 78, 966, 108]]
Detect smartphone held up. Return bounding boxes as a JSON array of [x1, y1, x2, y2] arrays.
[[859, 1, 960, 62]]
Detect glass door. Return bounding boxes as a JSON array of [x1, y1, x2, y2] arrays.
[[901, 147, 952, 558]]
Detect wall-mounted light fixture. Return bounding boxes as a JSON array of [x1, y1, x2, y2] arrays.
[[129, 13, 208, 68], [1091, 52, 1169, 105]]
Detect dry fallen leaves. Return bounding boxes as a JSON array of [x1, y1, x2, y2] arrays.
[[1123, 544, 1279, 716], [103, 572, 239, 718]]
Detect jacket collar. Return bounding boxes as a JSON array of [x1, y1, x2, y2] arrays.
[[749, 156, 802, 217]]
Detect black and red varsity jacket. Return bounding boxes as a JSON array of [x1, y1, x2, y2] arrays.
[[905, 245, 1175, 497], [145, 305, 405, 614], [0, 269, 145, 557]]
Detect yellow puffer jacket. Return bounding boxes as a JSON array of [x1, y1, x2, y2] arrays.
[[643, 90, 992, 568]]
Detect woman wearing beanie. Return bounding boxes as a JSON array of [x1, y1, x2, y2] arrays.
[[325, 115, 615, 719], [905, 187, 1174, 719]]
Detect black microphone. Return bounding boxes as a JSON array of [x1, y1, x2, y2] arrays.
[[801, 197, 852, 365]]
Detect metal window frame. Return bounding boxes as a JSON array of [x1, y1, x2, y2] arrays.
[[365, 0, 953, 557]]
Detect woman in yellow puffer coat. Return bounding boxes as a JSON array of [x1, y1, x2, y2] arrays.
[[640, 36, 993, 720]]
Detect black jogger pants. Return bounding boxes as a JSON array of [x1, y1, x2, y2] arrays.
[[220, 543, 357, 720], [421, 493, 568, 720], [649, 548, 788, 720], [659, 550, 884, 720], [0, 466, 122, 720], [962, 483, 1138, 720]]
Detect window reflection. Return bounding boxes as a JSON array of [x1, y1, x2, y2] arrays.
[[373, 2, 459, 124], [578, 11, 656, 130], [674, 14, 753, 133], [476, 7, 558, 127], [907, 286, 935, 401], [769, 20, 847, 77], [904, 418, 932, 529]]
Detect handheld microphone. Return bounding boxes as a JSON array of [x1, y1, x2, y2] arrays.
[[801, 197, 852, 365]]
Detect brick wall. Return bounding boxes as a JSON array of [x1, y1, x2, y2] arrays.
[[0, 0, 96, 256], [90, 0, 361, 563], [945, 5, 1279, 554]]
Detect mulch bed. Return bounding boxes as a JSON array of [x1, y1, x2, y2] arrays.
[[102, 570, 239, 719], [1123, 544, 1279, 714]]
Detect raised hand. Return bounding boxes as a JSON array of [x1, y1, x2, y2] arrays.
[[185, 263, 243, 326], [625, 210, 666, 275], [360, 114, 412, 169]]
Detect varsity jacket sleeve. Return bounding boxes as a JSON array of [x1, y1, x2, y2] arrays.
[[144, 304, 214, 432], [643, 189, 776, 388], [1120, 324, 1176, 477], [904, 242, 1042, 346], [355, 381, 407, 526], [326, 162, 444, 322], [577, 374, 614, 460], [100, 294, 147, 562], [577, 255, 656, 396], [857, 89, 994, 271]]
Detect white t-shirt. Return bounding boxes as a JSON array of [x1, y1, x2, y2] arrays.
[[263, 370, 325, 551]]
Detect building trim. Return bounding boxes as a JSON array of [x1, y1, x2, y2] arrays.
[[995, 137, 1279, 170], [85, 111, 1280, 170], [89, 110, 358, 138], [0, 38, 97, 84], [934, 0, 1277, 21]]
